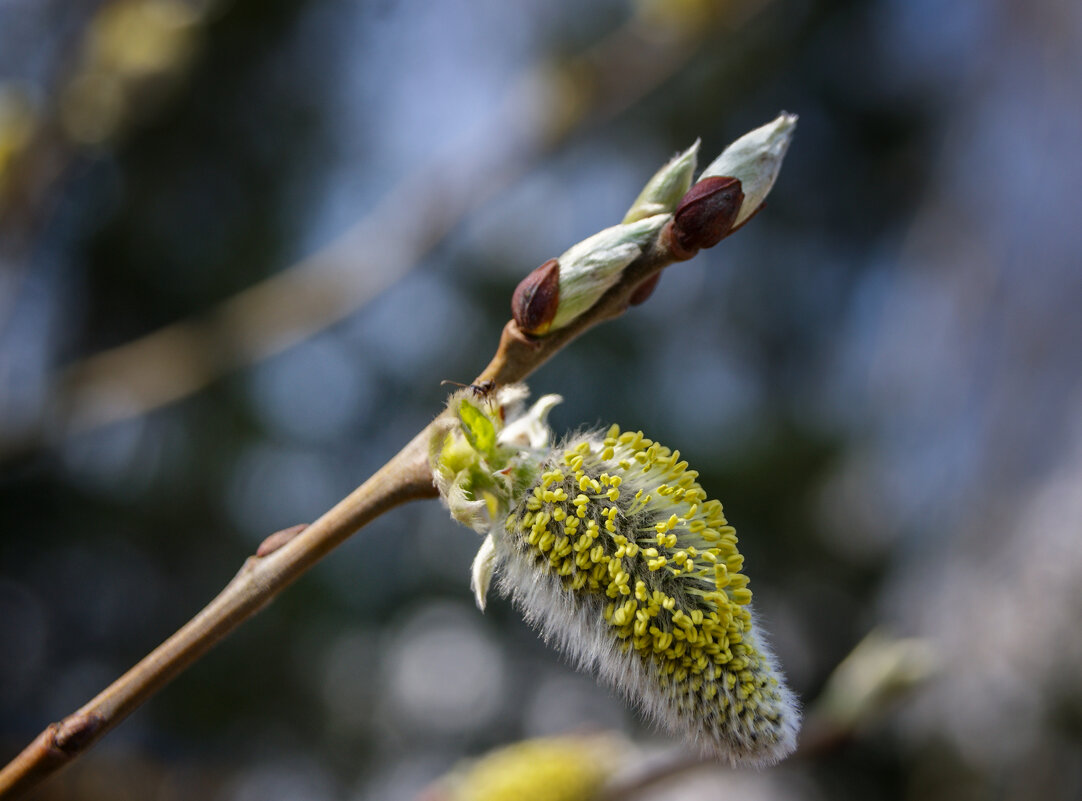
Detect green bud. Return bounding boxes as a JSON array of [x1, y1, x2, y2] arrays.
[[548, 213, 669, 331], [430, 384, 561, 533], [811, 628, 937, 731], [698, 112, 797, 227], [623, 140, 700, 223]]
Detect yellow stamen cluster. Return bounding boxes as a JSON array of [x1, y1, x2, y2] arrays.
[[504, 424, 794, 760]]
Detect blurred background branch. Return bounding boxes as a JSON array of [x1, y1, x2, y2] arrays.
[[1, 0, 774, 459]]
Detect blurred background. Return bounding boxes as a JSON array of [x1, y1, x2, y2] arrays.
[[2, 0, 1081, 799]]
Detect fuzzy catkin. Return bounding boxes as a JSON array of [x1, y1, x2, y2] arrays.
[[493, 426, 799, 764], [431, 386, 800, 764]]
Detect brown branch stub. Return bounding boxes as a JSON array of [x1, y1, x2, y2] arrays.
[[256, 524, 309, 557], [52, 714, 105, 755], [0, 714, 105, 800]]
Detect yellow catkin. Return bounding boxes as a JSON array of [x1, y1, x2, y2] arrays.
[[434, 385, 796, 765], [449, 737, 616, 801], [504, 425, 789, 757]]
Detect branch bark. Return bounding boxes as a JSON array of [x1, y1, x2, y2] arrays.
[[0, 426, 436, 799]]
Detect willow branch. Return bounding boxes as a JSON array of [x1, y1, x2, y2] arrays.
[[0, 218, 691, 799], [0, 427, 435, 799], [0, 104, 801, 797]]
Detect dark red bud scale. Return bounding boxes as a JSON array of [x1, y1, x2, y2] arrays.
[[512, 257, 560, 335], [668, 176, 744, 260], [628, 273, 662, 306], [256, 523, 309, 557]]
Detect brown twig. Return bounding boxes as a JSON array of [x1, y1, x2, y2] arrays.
[[0, 426, 435, 798], [0, 218, 688, 798], [0, 76, 800, 796]]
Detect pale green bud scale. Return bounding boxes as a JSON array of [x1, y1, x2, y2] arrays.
[[459, 399, 497, 457], [623, 140, 700, 224], [697, 112, 797, 227], [550, 214, 669, 330]]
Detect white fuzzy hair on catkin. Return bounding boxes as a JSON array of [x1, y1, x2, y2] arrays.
[[494, 538, 799, 766]]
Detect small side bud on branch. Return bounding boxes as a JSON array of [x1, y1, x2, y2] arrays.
[[255, 523, 309, 557], [511, 258, 561, 335], [623, 140, 699, 223]]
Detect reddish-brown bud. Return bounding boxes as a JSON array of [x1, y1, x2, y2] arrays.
[[53, 713, 105, 752], [256, 523, 308, 557], [628, 273, 662, 306], [668, 176, 744, 260], [512, 258, 561, 335]]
